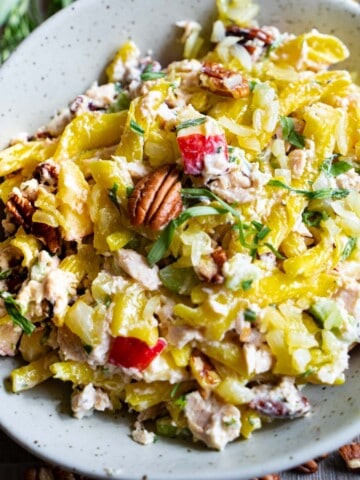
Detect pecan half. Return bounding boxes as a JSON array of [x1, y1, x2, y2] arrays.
[[226, 26, 275, 46], [199, 62, 250, 99], [339, 442, 360, 471], [6, 192, 35, 232], [6, 192, 61, 253], [294, 459, 319, 474], [128, 164, 182, 231]]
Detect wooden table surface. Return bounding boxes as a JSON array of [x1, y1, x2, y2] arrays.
[[0, 427, 358, 479]]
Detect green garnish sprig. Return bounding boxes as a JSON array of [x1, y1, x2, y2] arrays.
[[268, 179, 350, 200], [0, 0, 75, 64], [129, 119, 145, 136], [140, 66, 166, 82], [320, 154, 353, 177], [0, 291, 35, 335], [147, 188, 281, 266], [279, 116, 305, 149]]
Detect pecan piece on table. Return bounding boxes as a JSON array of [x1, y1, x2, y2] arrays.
[[6, 192, 61, 253], [339, 442, 360, 471], [128, 164, 183, 231], [199, 62, 250, 99], [294, 459, 319, 474]]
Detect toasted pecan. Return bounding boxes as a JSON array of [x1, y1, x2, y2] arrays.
[[6, 192, 35, 232], [294, 459, 319, 474], [6, 192, 61, 253], [226, 26, 275, 46], [199, 62, 250, 99], [339, 442, 360, 471], [128, 164, 182, 231]]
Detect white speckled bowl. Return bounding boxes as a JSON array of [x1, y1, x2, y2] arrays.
[[0, 0, 360, 479]]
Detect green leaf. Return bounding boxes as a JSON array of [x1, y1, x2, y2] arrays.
[[244, 308, 257, 322], [126, 186, 134, 198], [302, 209, 328, 228], [176, 117, 206, 132], [341, 237, 357, 261], [0, 291, 35, 335], [280, 116, 305, 149], [182, 187, 259, 250], [320, 155, 352, 177], [130, 119, 145, 136], [0, 269, 11, 280], [108, 90, 131, 112], [264, 242, 286, 260], [108, 182, 120, 207], [248, 80, 258, 92], [141, 71, 165, 81], [241, 279, 253, 291], [268, 179, 349, 200], [147, 205, 226, 266]]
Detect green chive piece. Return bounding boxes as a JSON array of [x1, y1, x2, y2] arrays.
[[130, 119, 145, 136], [176, 117, 207, 132], [268, 179, 349, 200], [341, 237, 357, 261], [244, 308, 257, 322], [0, 291, 35, 335], [108, 183, 120, 207], [140, 71, 165, 81]]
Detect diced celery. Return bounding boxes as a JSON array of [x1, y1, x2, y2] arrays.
[[308, 299, 344, 330], [159, 264, 199, 295]]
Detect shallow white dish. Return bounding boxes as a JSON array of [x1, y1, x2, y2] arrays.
[[0, 0, 360, 479]]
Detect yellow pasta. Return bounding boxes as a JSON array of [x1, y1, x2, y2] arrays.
[[0, 0, 359, 453]]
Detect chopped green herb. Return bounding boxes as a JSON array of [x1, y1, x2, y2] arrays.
[[251, 221, 271, 241], [176, 117, 207, 132], [147, 205, 227, 266], [0, 269, 11, 280], [141, 71, 166, 81], [268, 179, 349, 200], [241, 279, 253, 291], [181, 188, 257, 250], [223, 417, 238, 426], [83, 344, 93, 354], [244, 308, 257, 322], [130, 119, 145, 136], [126, 186, 134, 198], [108, 90, 131, 112], [108, 183, 120, 207], [320, 155, 352, 177], [170, 383, 181, 399], [0, 291, 35, 335], [302, 209, 328, 228], [300, 368, 317, 378], [249, 80, 258, 92], [264, 242, 286, 260], [173, 394, 187, 410], [341, 237, 357, 261], [156, 416, 191, 438], [279, 116, 305, 149]]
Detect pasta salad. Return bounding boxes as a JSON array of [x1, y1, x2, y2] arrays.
[[0, 0, 359, 451]]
